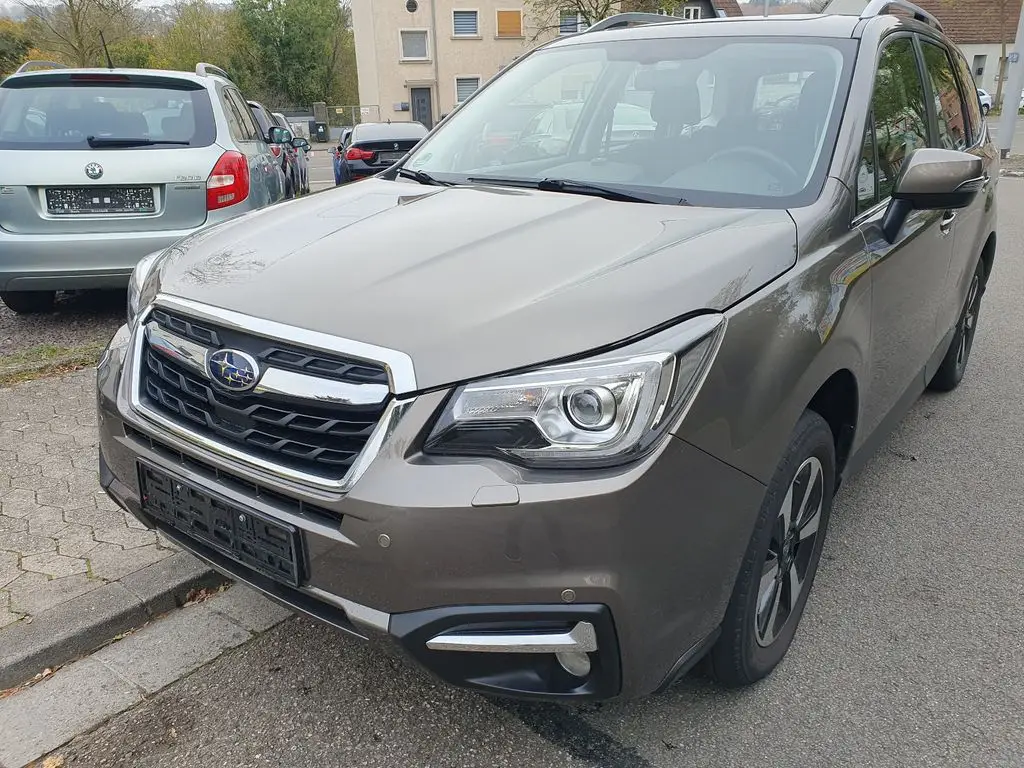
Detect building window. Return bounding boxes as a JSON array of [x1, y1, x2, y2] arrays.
[[456, 77, 481, 103], [559, 11, 584, 34], [496, 9, 523, 37], [400, 30, 429, 61], [657, 6, 701, 19], [453, 10, 479, 36]]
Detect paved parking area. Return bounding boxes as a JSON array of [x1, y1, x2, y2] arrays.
[[34, 180, 1024, 768], [0, 370, 178, 628]]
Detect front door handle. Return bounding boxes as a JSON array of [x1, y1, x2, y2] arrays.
[[940, 210, 956, 235]]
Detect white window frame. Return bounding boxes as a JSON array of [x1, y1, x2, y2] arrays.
[[494, 8, 524, 39], [452, 9, 480, 38], [559, 11, 584, 35], [455, 75, 482, 104], [399, 29, 430, 62], [682, 6, 701, 19]]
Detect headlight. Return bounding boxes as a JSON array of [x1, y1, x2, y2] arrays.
[[126, 250, 165, 327], [424, 314, 725, 468]]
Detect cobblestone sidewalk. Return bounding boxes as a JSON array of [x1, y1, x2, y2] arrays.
[[0, 369, 178, 629]]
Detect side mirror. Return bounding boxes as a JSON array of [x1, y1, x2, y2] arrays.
[[267, 126, 287, 144], [881, 148, 985, 243], [291, 138, 309, 149]]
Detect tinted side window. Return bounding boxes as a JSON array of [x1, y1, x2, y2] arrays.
[[249, 104, 272, 140], [871, 37, 929, 201], [220, 89, 247, 143], [225, 89, 259, 141], [921, 41, 969, 150], [950, 47, 983, 141]]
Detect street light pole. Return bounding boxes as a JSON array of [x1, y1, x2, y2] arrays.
[[995, 0, 1024, 158]]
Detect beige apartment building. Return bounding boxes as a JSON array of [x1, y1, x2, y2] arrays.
[[350, 0, 743, 128]]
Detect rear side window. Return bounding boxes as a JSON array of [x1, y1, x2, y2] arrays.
[[0, 80, 216, 150], [221, 88, 260, 143], [920, 41, 970, 150], [949, 46, 983, 142]]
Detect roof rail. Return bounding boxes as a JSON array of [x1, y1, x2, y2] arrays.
[[859, 0, 942, 31], [585, 12, 683, 33], [13, 61, 68, 74], [195, 62, 232, 81]]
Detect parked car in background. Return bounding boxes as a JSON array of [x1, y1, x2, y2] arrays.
[[335, 121, 428, 184], [249, 100, 295, 198], [333, 127, 353, 185], [273, 112, 309, 195], [0, 61, 285, 314], [102, 7, 996, 701], [976, 88, 992, 114], [271, 112, 307, 195]]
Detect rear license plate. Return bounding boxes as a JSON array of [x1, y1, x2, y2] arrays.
[[46, 186, 156, 215], [138, 463, 303, 586], [377, 152, 404, 163]]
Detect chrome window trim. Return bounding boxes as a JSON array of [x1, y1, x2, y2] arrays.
[[125, 298, 417, 494], [154, 294, 418, 394]]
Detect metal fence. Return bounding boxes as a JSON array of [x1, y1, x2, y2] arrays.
[[327, 105, 382, 127]]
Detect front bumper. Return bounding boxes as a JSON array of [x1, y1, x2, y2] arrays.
[[97, 323, 765, 700]]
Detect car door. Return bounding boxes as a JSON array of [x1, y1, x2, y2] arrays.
[[920, 38, 996, 348], [219, 86, 277, 206], [854, 34, 954, 439]]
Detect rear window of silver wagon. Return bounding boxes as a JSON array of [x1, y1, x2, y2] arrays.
[[0, 73, 217, 150]]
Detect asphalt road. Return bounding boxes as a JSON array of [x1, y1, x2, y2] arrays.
[[307, 143, 339, 192], [43, 182, 1024, 768]]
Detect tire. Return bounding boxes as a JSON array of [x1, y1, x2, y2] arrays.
[[928, 257, 985, 392], [708, 410, 835, 687], [0, 290, 56, 315]]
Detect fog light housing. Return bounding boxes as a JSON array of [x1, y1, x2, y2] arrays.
[[556, 650, 592, 678]]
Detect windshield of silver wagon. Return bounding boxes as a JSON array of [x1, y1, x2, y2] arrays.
[[403, 36, 856, 208]]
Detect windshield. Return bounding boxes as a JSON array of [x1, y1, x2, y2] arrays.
[[0, 81, 216, 150], [405, 36, 856, 207]]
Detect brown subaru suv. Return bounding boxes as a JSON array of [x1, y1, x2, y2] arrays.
[[97, 3, 997, 700]]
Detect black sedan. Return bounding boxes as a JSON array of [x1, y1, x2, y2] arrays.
[[334, 121, 428, 184]]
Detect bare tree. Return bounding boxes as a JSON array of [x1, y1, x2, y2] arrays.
[[19, 0, 140, 67], [525, 0, 618, 39]]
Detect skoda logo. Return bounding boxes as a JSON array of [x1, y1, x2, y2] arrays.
[[84, 162, 103, 180], [394, 142, 399, 149], [207, 349, 260, 392]]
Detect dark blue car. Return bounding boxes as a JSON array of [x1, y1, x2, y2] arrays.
[[334, 121, 427, 185]]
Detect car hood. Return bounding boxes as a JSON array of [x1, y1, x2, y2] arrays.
[[156, 179, 796, 392]]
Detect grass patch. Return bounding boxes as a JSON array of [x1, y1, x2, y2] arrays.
[[0, 342, 106, 386]]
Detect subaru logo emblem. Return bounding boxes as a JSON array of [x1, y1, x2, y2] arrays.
[[84, 162, 103, 180], [207, 349, 260, 392]]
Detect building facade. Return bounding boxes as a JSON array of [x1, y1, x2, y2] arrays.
[[350, 0, 744, 128]]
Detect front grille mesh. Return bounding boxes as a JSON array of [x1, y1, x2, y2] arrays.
[[138, 310, 389, 479]]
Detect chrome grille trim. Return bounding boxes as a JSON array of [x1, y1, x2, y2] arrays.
[[126, 296, 418, 494], [144, 322, 391, 406]]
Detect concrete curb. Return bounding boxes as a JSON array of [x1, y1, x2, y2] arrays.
[[0, 553, 226, 690], [999, 169, 1024, 177]]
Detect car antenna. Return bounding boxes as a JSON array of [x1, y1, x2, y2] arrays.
[[100, 31, 114, 69]]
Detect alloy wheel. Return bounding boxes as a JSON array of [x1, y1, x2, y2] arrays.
[[956, 273, 982, 369], [755, 456, 824, 647]]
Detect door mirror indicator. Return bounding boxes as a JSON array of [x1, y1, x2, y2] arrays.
[[881, 148, 985, 242]]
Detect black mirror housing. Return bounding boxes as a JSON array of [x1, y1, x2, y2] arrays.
[[267, 126, 287, 144]]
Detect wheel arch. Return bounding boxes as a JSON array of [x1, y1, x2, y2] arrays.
[[806, 368, 859, 479]]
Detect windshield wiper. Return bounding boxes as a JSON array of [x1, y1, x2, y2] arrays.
[[86, 136, 190, 148], [466, 176, 684, 205], [395, 167, 454, 186]]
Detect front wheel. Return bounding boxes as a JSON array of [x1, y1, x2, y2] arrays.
[[928, 257, 985, 392], [708, 410, 835, 687]]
